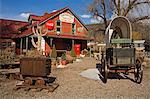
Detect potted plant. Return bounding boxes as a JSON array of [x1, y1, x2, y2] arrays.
[[61, 52, 67, 65]]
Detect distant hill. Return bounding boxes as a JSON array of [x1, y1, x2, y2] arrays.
[[132, 19, 150, 43]]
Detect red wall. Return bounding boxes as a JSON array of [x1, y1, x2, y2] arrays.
[[45, 10, 88, 37]]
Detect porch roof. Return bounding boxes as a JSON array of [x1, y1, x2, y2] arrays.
[[45, 33, 92, 40]]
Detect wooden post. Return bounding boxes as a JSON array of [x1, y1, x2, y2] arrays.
[[20, 38, 23, 54], [50, 38, 53, 46], [26, 37, 28, 51], [72, 39, 74, 47], [89, 41, 92, 57]]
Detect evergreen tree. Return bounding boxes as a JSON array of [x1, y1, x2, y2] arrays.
[[51, 45, 57, 58], [70, 46, 76, 57]]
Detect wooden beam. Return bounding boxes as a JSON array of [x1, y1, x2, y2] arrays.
[[20, 38, 23, 54], [26, 37, 28, 51]]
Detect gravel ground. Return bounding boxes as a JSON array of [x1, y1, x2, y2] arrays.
[[0, 57, 150, 99]]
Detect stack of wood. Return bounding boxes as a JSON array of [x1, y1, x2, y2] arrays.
[[25, 50, 44, 58], [0, 47, 15, 64]]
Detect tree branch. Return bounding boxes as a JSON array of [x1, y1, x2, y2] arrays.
[[133, 1, 150, 6], [131, 16, 150, 23], [123, 0, 137, 16]]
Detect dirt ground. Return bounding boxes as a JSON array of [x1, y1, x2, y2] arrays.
[[0, 57, 150, 99]]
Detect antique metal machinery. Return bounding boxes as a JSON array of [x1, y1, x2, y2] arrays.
[[100, 16, 143, 84]]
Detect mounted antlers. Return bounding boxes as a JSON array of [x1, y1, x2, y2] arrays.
[[31, 23, 48, 51]]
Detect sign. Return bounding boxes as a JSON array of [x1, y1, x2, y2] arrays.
[[77, 27, 84, 33], [59, 13, 74, 23], [45, 20, 54, 30], [74, 44, 81, 56], [111, 39, 132, 44]]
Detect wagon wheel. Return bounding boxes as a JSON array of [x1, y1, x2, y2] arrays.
[[35, 77, 45, 86], [23, 77, 32, 85], [101, 58, 108, 83], [134, 59, 143, 84]]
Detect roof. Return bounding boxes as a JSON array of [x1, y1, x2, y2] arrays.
[[28, 7, 67, 22], [0, 19, 28, 38], [1, 7, 90, 40], [29, 7, 88, 30], [46, 33, 91, 40], [15, 28, 32, 38]]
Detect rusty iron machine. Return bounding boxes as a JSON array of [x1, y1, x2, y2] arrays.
[[99, 16, 143, 83], [14, 57, 59, 92]]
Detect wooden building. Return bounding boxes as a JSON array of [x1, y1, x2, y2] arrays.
[[0, 7, 91, 56]]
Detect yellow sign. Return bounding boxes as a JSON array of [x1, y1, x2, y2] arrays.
[[59, 13, 74, 23]]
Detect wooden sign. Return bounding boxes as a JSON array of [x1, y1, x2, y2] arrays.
[[59, 13, 74, 23]]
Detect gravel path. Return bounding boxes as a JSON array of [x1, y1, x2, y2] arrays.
[[0, 57, 150, 99]]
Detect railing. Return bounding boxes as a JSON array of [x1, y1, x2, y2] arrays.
[[145, 52, 150, 58]]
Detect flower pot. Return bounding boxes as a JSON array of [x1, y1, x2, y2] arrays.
[[61, 60, 67, 65]]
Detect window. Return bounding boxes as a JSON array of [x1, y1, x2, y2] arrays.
[[72, 23, 76, 34], [138, 44, 141, 47], [56, 27, 61, 33], [57, 20, 61, 26], [56, 20, 61, 34]]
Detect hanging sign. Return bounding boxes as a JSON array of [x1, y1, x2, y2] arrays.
[[45, 20, 54, 30], [59, 13, 74, 23]]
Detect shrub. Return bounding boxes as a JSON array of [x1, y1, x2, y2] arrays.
[[70, 46, 76, 57], [51, 45, 57, 58], [61, 52, 66, 60]]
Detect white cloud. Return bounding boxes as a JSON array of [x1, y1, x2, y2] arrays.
[[90, 18, 100, 23], [52, 10, 57, 12], [81, 14, 91, 18], [20, 12, 31, 19], [110, 13, 118, 20]]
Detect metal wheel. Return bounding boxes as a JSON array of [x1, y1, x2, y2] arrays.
[[134, 60, 143, 84], [35, 77, 45, 86], [101, 59, 107, 83], [23, 77, 32, 85]]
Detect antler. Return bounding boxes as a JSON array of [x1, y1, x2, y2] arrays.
[[31, 36, 38, 48], [31, 22, 48, 50], [41, 28, 48, 36], [32, 26, 38, 36]]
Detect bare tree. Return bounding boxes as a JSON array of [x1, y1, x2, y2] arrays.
[[88, 0, 150, 29]]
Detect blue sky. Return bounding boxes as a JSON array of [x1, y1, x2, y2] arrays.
[[0, 0, 100, 24]]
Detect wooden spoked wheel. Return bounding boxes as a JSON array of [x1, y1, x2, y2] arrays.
[[35, 77, 45, 86], [23, 77, 32, 85], [101, 58, 108, 83], [134, 59, 143, 84]]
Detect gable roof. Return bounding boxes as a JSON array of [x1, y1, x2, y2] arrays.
[[0, 7, 90, 40], [29, 7, 88, 30], [0, 19, 28, 38], [28, 7, 67, 21]]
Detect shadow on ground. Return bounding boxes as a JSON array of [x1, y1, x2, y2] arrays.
[[96, 63, 136, 84]]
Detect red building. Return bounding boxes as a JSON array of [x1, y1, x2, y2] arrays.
[[0, 7, 91, 56]]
